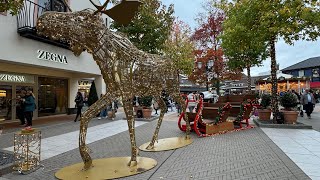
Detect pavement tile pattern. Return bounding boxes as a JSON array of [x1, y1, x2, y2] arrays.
[[2, 120, 310, 180]]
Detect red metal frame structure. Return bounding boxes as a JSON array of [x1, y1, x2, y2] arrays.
[[178, 96, 255, 137], [178, 97, 232, 137]]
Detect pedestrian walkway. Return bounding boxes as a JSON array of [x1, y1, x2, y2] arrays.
[[262, 128, 320, 180], [4, 120, 147, 160], [2, 119, 310, 179]]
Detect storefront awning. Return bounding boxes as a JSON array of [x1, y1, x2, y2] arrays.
[[310, 82, 320, 88]]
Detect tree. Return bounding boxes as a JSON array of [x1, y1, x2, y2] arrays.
[[0, 0, 24, 15], [190, 5, 240, 94], [112, 0, 174, 54], [88, 81, 99, 107], [164, 20, 195, 76], [220, 1, 269, 93], [218, 0, 320, 121]]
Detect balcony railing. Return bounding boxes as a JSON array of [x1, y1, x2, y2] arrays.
[[17, 0, 70, 49]]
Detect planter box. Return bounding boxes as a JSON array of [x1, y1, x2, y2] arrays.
[[142, 108, 152, 119], [206, 121, 234, 134], [258, 109, 272, 121], [282, 110, 298, 124]]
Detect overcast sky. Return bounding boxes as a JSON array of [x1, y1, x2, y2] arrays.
[[102, 0, 320, 76]]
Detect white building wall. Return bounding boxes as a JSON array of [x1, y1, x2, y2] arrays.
[[0, 0, 110, 117]]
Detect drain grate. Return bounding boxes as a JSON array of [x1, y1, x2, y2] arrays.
[[0, 151, 14, 166]]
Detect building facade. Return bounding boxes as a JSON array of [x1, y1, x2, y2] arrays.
[[282, 56, 320, 89], [0, 0, 109, 122]]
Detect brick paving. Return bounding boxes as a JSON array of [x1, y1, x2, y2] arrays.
[[1, 117, 310, 180]]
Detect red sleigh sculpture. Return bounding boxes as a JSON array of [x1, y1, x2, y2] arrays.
[[178, 96, 254, 137]]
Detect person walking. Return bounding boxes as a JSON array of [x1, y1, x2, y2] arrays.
[[152, 99, 159, 115], [98, 94, 107, 120], [16, 93, 26, 126], [74, 92, 84, 122], [187, 92, 197, 113], [301, 89, 316, 119], [23, 90, 36, 127]]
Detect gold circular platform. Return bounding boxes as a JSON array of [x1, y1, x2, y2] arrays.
[[139, 137, 193, 152], [55, 157, 157, 180]]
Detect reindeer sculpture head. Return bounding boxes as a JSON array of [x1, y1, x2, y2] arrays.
[[36, 0, 141, 56]]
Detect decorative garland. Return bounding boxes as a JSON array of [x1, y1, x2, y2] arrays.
[[235, 100, 253, 123], [200, 126, 255, 137]]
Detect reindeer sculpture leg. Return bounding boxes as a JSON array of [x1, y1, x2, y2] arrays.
[[172, 92, 191, 139], [79, 93, 113, 170], [122, 100, 139, 166], [146, 96, 167, 150]]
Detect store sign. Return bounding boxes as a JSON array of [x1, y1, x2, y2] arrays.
[[0, 74, 25, 82], [37, 50, 68, 64], [0, 72, 35, 84]]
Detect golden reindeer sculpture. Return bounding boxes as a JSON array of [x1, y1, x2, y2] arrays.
[[36, 0, 191, 170]]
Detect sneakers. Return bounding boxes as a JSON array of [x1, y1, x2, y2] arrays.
[[98, 117, 101, 120]]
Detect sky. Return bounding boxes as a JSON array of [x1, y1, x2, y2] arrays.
[[102, 0, 320, 76]]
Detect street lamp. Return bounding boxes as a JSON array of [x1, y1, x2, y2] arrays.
[[197, 60, 215, 91]]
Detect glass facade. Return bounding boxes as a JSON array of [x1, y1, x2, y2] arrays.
[[0, 85, 12, 121], [38, 77, 68, 117]]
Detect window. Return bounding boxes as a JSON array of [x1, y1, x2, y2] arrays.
[[291, 70, 299, 77], [304, 69, 312, 77], [312, 77, 320, 82], [38, 77, 68, 117], [38, 0, 67, 12], [298, 70, 304, 77]]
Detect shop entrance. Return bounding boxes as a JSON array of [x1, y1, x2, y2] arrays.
[[0, 85, 34, 122], [0, 85, 12, 121]]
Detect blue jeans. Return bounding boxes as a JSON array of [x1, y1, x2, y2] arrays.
[[100, 109, 107, 117]]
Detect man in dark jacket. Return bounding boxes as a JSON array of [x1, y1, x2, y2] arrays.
[[23, 90, 36, 126], [300, 89, 316, 119]]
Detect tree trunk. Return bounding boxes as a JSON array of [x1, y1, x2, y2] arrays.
[[246, 65, 251, 94], [270, 37, 278, 123], [215, 79, 220, 96]]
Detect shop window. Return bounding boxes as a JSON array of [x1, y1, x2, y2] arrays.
[[312, 77, 320, 82], [38, 77, 68, 117], [304, 69, 312, 77], [78, 80, 93, 106], [291, 70, 299, 77]]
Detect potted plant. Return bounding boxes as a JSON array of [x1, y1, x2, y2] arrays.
[[140, 96, 153, 119], [258, 94, 272, 121], [280, 93, 299, 124]]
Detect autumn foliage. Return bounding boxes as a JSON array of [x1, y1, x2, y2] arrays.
[[189, 9, 241, 89]]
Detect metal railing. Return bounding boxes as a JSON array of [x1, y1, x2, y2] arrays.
[[17, 0, 48, 32], [16, 0, 70, 49]]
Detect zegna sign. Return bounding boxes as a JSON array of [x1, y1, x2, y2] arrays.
[[37, 50, 68, 64], [0, 72, 35, 84], [0, 74, 26, 82]]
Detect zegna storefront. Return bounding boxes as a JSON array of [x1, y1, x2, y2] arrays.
[[0, 49, 106, 123], [0, 50, 106, 122], [0, 0, 108, 123]]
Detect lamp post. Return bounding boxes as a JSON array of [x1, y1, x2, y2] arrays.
[[197, 60, 214, 91]]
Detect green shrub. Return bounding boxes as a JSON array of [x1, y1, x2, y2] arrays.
[[280, 93, 298, 110], [260, 94, 271, 109], [140, 96, 153, 108]]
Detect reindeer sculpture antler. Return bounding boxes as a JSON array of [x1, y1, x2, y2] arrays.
[[89, 0, 142, 25]]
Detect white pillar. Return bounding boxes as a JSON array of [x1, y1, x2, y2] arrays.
[[94, 75, 106, 97], [287, 80, 290, 91], [298, 80, 301, 94], [69, 78, 79, 108]]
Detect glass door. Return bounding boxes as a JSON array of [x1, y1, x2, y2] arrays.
[[0, 85, 13, 121]]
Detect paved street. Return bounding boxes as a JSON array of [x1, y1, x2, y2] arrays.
[[0, 108, 315, 180]]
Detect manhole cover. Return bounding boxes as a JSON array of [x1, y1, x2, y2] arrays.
[[0, 151, 14, 166]]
